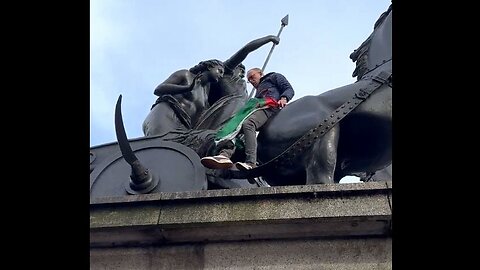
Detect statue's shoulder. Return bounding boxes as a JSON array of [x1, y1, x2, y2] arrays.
[[173, 69, 191, 76], [166, 69, 193, 83]]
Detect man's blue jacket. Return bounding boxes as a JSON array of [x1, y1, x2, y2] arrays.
[[254, 72, 295, 102]]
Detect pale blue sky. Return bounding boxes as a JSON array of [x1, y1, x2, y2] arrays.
[[90, 0, 391, 182]]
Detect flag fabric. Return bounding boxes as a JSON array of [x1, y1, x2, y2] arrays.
[[214, 97, 278, 145]]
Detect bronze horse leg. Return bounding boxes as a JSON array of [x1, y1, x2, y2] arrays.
[[305, 124, 340, 184]]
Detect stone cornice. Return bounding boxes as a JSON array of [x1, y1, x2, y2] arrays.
[[91, 182, 392, 247]]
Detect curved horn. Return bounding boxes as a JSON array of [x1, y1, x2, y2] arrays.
[[115, 95, 158, 194]]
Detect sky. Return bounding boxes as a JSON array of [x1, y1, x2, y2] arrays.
[[90, 0, 391, 183]]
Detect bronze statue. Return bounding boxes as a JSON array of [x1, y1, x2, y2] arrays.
[[142, 59, 225, 137], [142, 35, 280, 137], [90, 5, 392, 197]]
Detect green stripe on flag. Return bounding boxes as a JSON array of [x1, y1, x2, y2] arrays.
[[215, 98, 267, 143]]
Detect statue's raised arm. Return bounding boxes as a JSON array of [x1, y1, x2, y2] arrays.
[[223, 35, 280, 74]]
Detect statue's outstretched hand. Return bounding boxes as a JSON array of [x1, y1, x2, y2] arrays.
[[269, 35, 280, 45]]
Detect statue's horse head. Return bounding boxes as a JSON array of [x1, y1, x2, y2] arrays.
[[350, 4, 392, 80]]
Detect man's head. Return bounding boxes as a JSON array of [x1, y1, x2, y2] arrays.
[[247, 67, 263, 88]]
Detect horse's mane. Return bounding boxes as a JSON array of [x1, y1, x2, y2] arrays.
[[350, 4, 392, 80]]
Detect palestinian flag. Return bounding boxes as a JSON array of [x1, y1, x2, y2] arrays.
[[214, 97, 278, 145]]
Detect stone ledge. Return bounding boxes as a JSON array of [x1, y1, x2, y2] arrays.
[[91, 182, 392, 247], [90, 181, 390, 204]]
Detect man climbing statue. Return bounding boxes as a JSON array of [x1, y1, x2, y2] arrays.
[[201, 67, 295, 170]]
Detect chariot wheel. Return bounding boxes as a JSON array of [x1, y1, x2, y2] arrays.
[[90, 140, 206, 199]]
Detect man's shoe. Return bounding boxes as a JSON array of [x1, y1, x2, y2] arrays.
[[201, 155, 233, 169], [235, 162, 256, 171]]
